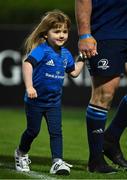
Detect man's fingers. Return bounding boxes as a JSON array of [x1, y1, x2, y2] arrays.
[[78, 37, 98, 58]]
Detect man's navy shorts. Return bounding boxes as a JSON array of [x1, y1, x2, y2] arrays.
[[87, 40, 127, 76]]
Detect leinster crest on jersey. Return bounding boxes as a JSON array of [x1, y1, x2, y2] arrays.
[[63, 59, 67, 68]]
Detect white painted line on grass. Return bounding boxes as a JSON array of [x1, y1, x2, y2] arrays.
[[23, 170, 57, 180], [0, 163, 57, 180]]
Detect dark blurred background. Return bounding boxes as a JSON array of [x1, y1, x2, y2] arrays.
[[0, 0, 127, 108], [0, 0, 75, 24]]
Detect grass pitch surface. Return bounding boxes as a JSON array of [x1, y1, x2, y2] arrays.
[[0, 108, 127, 179]]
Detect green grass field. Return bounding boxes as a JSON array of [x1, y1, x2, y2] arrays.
[[0, 108, 127, 179]]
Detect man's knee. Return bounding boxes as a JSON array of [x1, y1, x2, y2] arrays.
[[100, 92, 114, 106], [91, 90, 115, 108]]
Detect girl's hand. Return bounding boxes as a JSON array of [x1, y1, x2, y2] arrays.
[[26, 87, 38, 99]]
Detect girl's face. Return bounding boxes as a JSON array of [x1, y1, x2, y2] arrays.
[[46, 24, 69, 49]]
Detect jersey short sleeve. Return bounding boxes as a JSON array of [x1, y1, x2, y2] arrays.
[[65, 50, 75, 73], [27, 44, 45, 66]]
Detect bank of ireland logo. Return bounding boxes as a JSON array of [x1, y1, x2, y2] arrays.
[[97, 59, 109, 70]]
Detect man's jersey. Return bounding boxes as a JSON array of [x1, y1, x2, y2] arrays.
[[24, 42, 75, 107], [91, 0, 127, 40]]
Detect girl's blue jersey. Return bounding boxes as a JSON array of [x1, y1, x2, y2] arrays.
[[92, 0, 127, 40], [24, 42, 75, 107]]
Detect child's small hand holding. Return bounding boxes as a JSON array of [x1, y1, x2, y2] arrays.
[[26, 87, 38, 99]]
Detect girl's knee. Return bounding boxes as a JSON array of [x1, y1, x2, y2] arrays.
[[26, 128, 40, 138], [49, 130, 62, 138]]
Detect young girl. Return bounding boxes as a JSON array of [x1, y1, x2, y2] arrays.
[[14, 9, 85, 175]]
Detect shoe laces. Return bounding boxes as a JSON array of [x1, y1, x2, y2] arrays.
[[19, 155, 31, 169], [62, 161, 73, 168], [53, 159, 73, 169]]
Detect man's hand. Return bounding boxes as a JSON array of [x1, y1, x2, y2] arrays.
[[78, 36, 98, 59]]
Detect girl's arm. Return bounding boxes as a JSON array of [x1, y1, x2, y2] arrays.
[[22, 61, 37, 98], [69, 55, 85, 78]]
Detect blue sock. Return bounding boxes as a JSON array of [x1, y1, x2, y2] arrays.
[[105, 95, 127, 143], [86, 104, 108, 161]]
